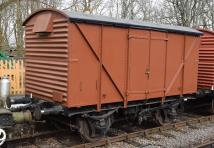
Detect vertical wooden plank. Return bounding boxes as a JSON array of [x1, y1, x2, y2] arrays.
[[18, 60, 20, 94], [97, 25, 103, 111], [12, 60, 15, 95], [10, 60, 13, 95], [181, 36, 186, 97], [162, 33, 168, 103], [22, 60, 24, 94], [20, 60, 24, 94], [0, 59, 24, 95], [20, 59, 24, 94], [15, 60, 19, 94]]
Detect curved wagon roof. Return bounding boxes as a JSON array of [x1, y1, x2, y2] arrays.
[[23, 8, 202, 36]]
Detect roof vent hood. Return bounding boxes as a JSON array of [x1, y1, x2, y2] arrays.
[[33, 12, 53, 33]]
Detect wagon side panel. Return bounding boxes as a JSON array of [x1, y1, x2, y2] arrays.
[[165, 34, 184, 96], [183, 36, 199, 94], [101, 26, 127, 104], [68, 23, 100, 107], [147, 31, 167, 98], [127, 29, 150, 100]]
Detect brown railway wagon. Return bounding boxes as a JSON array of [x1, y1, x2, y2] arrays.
[[23, 9, 201, 110], [198, 29, 214, 89]]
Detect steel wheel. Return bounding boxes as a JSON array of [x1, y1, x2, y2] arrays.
[[76, 118, 98, 142], [154, 110, 165, 126], [211, 99, 214, 114], [177, 101, 184, 114]]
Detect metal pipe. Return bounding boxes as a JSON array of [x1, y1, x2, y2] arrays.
[[6, 96, 31, 108], [0, 76, 10, 99], [41, 106, 63, 115], [12, 110, 32, 123], [82, 109, 117, 120], [9, 103, 31, 110], [0, 76, 10, 108]]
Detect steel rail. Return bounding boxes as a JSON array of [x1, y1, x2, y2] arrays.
[[71, 115, 214, 148], [192, 138, 214, 148]]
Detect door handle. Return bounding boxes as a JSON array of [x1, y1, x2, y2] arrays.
[[145, 68, 150, 78]]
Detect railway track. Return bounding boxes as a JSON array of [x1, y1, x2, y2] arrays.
[[193, 139, 214, 148], [3, 113, 214, 148], [3, 122, 82, 148], [72, 114, 214, 148], [4, 129, 82, 148]]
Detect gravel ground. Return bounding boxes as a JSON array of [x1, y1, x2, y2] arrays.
[[10, 115, 214, 148], [105, 121, 214, 148], [8, 132, 83, 148]]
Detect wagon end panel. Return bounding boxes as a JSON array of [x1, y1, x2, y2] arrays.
[[198, 30, 214, 89], [25, 11, 69, 104]]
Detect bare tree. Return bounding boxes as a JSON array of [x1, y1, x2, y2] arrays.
[[159, 0, 206, 27], [0, 0, 63, 53], [0, 0, 17, 50], [14, 0, 23, 50], [66, 0, 103, 14], [204, 0, 214, 29], [1, 0, 214, 54], [120, 0, 137, 19], [0, 0, 16, 11]]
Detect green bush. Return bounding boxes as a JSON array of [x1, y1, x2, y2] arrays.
[[0, 51, 9, 60]]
